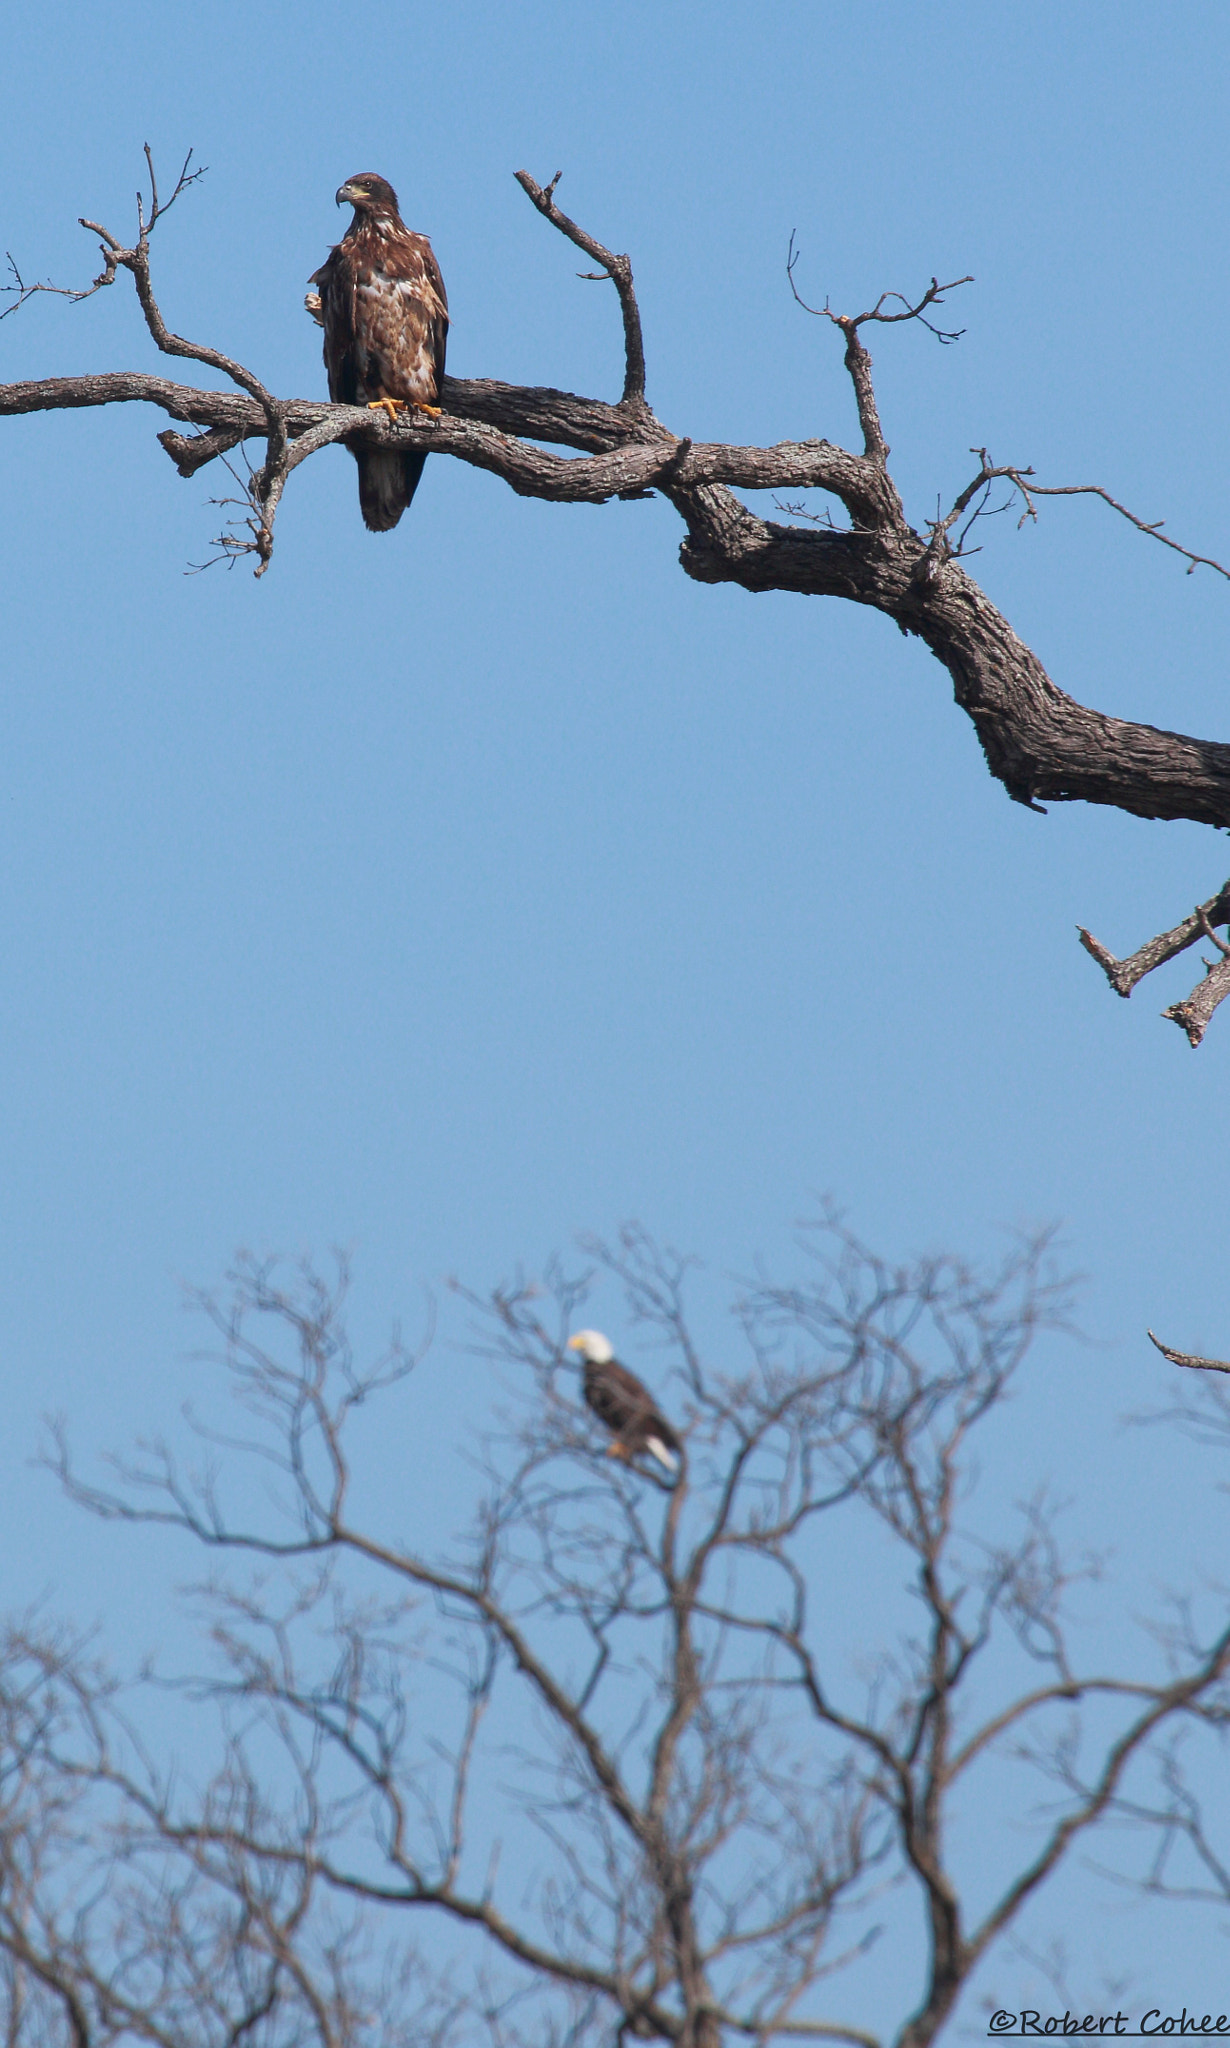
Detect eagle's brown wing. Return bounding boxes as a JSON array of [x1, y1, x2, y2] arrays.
[[310, 226, 448, 530], [584, 1357, 682, 1465]]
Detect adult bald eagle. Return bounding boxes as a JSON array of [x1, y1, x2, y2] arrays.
[[568, 1330, 682, 1474], [308, 173, 448, 532]]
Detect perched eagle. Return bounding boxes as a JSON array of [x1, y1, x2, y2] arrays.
[[308, 173, 448, 532], [568, 1330, 682, 1474]]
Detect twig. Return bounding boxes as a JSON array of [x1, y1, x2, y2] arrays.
[[922, 451, 1230, 592], [1020, 480, 1230, 583], [137, 144, 207, 232], [918, 450, 1031, 581], [1, 148, 206, 321], [1148, 1330, 1230, 1375], [785, 237, 972, 342], [187, 453, 268, 575]]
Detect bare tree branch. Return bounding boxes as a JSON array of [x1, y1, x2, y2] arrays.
[[6, 157, 1230, 1033], [514, 170, 647, 410], [1014, 478, 1230, 582], [1076, 880, 1230, 1045], [784, 239, 972, 468], [1147, 1329, 1230, 1375]]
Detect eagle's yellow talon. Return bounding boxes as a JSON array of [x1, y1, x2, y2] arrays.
[[365, 398, 441, 424]]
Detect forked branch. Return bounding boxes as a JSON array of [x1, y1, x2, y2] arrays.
[[785, 238, 972, 466], [515, 168, 647, 408], [1079, 881, 1230, 1046]]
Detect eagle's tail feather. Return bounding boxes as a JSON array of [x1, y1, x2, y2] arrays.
[[356, 449, 428, 532], [646, 1436, 680, 1474]]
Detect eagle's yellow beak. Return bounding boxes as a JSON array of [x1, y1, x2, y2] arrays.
[[566, 1335, 584, 1352]]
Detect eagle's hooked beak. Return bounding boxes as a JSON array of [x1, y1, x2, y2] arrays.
[[336, 181, 362, 207]]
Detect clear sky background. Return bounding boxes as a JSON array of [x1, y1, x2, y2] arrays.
[[3, 0, 1230, 2030]]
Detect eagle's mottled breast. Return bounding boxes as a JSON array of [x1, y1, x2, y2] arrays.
[[311, 220, 448, 412], [309, 188, 448, 530]]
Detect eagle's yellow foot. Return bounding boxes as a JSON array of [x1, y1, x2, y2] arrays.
[[604, 1441, 631, 1463], [366, 399, 441, 423]]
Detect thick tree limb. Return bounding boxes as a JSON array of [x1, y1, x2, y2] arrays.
[[6, 160, 1230, 1033], [666, 478, 1230, 824]]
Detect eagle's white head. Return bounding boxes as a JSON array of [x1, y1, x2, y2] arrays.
[[567, 1329, 613, 1365]]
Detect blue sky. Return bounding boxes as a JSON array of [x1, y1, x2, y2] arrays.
[[3, 0, 1230, 2025]]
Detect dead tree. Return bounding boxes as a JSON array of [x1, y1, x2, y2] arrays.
[[4, 1225, 1229, 2046], [3, 151, 1230, 1040]]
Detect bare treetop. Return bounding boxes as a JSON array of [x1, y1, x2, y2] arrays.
[[4, 154, 1230, 1038], [5, 1226, 1225, 2047]]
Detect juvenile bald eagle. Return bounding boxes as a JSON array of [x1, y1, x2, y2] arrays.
[[568, 1330, 682, 1474], [308, 173, 448, 532]]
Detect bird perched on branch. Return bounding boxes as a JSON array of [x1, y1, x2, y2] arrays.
[[567, 1330, 682, 1474], [307, 173, 448, 531]]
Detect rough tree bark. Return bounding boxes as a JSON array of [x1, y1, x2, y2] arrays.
[[4, 153, 1229, 1039]]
